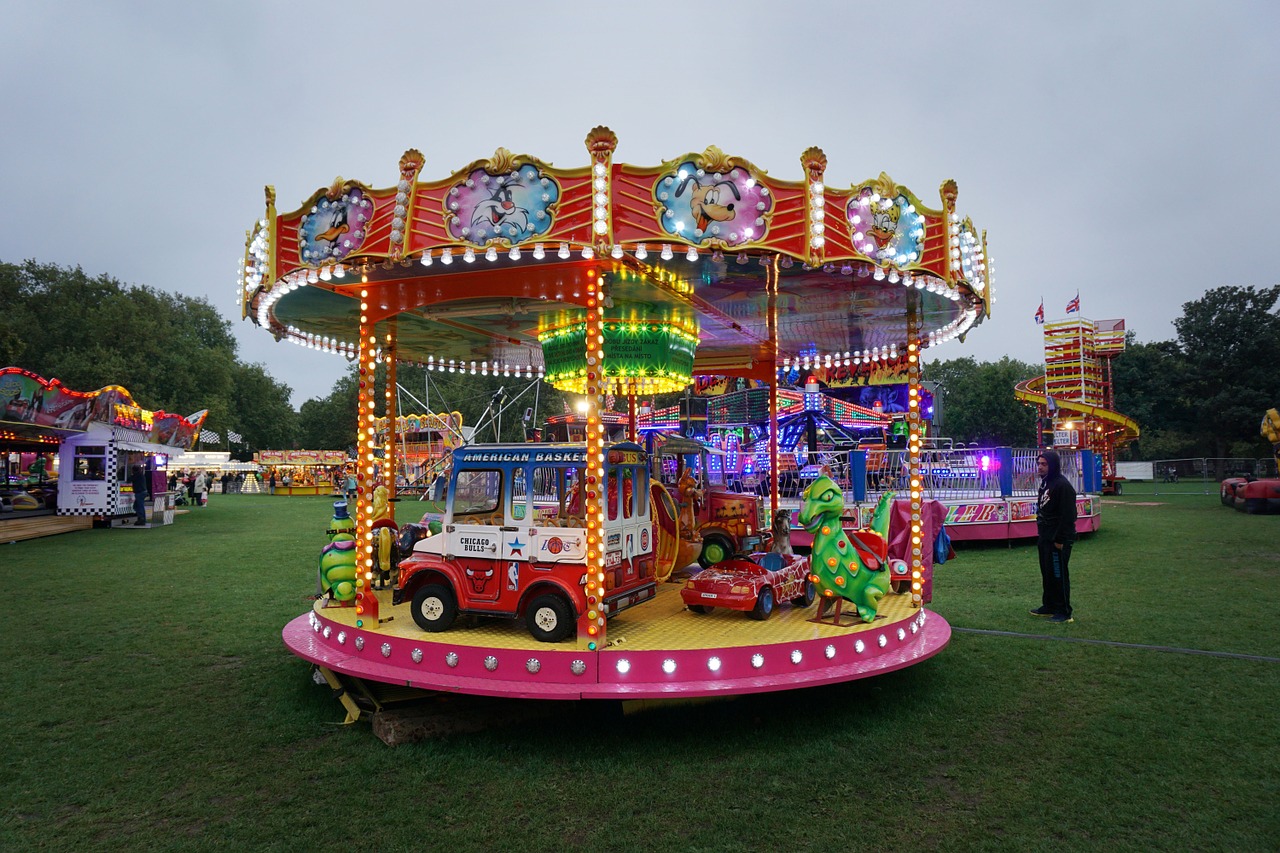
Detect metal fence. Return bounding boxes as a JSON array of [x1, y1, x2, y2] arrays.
[[1151, 458, 1278, 496]]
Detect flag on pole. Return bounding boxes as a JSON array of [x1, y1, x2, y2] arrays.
[[1066, 291, 1080, 314], [1033, 300, 1044, 325], [228, 430, 243, 444], [200, 429, 221, 443]]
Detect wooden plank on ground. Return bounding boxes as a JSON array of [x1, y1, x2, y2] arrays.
[[0, 516, 94, 544]]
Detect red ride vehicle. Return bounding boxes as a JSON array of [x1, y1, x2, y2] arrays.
[[680, 552, 815, 620], [651, 436, 768, 567], [394, 442, 667, 642]]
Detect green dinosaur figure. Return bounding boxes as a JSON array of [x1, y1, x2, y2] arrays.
[[797, 476, 893, 622]]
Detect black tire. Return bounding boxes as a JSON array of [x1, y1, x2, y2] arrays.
[[698, 534, 734, 569], [791, 578, 817, 608], [749, 586, 775, 621], [411, 583, 457, 633], [1114, 482, 1123, 496], [688, 604, 713, 614], [526, 593, 575, 643]]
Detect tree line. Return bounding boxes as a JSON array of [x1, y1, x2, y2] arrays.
[[1, 260, 296, 455], [5, 260, 1276, 461], [927, 285, 1280, 460]]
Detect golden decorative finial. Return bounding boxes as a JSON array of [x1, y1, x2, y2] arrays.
[[800, 147, 827, 181], [585, 126, 618, 158], [940, 179, 958, 206], [699, 145, 733, 174], [487, 147, 519, 174], [324, 177, 346, 201], [264, 185, 276, 206], [872, 172, 898, 200], [399, 149, 425, 181]]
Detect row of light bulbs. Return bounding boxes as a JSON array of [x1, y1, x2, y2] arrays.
[[958, 227, 988, 293], [248, 240, 988, 306], [808, 180, 826, 250], [419, 356, 543, 378], [309, 606, 928, 670], [592, 161, 610, 237], [927, 306, 981, 346], [782, 346, 901, 370]]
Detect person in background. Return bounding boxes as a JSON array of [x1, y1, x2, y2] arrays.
[[194, 470, 208, 507], [269, 469, 276, 495], [1031, 449, 1077, 624], [130, 464, 151, 527], [168, 470, 177, 493]]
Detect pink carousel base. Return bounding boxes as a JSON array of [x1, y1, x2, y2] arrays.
[[282, 585, 951, 701]]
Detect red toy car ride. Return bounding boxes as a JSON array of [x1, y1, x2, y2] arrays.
[[680, 552, 815, 620]]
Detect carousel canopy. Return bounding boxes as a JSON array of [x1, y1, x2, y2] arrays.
[[241, 129, 992, 389]]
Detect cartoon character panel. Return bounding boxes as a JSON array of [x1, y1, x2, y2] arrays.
[[653, 161, 773, 247], [445, 165, 561, 246], [846, 188, 925, 266], [299, 188, 373, 264]]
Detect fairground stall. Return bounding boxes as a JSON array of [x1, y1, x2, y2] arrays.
[[166, 451, 261, 493], [374, 412, 466, 494], [0, 367, 204, 539], [242, 130, 995, 706], [256, 450, 348, 495]]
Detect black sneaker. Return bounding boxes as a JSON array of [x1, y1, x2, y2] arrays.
[[1048, 613, 1074, 624], [1029, 606, 1053, 617]]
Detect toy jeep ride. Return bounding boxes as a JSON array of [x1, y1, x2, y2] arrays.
[[393, 442, 671, 642]]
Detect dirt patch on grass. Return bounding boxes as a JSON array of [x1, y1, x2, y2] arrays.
[[1104, 500, 1165, 506]]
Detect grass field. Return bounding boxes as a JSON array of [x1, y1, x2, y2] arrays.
[[2, 491, 1277, 851]]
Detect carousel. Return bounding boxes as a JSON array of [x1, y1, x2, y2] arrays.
[[243, 129, 992, 706]]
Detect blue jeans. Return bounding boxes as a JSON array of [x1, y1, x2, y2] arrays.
[[134, 492, 148, 525]]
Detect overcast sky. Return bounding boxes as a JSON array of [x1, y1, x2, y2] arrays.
[[4, 1, 1277, 407]]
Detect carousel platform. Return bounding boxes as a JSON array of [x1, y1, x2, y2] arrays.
[[283, 581, 950, 701]]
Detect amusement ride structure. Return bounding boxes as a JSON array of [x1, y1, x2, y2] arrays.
[[1014, 315, 1139, 493], [241, 129, 995, 705]]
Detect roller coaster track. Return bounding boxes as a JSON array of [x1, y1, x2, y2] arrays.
[[1013, 376, 1140, 444]]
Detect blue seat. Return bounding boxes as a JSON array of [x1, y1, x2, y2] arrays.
[[758, 553, 783, 571]]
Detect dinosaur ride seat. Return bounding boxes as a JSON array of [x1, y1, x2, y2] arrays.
[[846, 528, 889, 571]]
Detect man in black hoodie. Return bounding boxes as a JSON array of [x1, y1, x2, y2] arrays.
[[130, 464, 152, 528], [1032, 449, 1076, 623]]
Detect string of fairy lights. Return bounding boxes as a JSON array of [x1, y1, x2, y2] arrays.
[[242, 243, 985, 372], [581, 267, 607, 651]]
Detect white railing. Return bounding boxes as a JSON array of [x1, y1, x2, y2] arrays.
[[743, 447, 1085, 501]]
